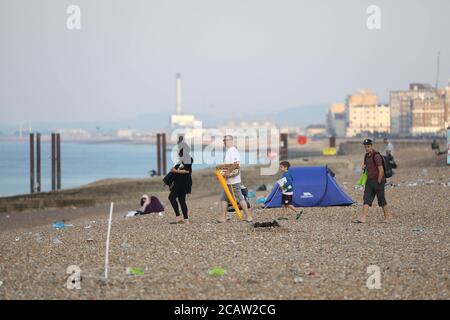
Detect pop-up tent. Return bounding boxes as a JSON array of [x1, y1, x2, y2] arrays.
[[264, 166, 353, 208]]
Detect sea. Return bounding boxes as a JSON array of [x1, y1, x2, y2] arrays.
[[0, 140, 263, 197]]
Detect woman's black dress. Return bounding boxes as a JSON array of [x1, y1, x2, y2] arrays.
[[172, 162, 192, 195]]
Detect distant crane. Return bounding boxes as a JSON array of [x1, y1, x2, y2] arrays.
[[435, 51, 440, 89]]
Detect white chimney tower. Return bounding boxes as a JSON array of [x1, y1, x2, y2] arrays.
[[176, 73, 182, 115]]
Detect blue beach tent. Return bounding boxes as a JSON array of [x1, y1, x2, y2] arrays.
[[264, 166, 354, 208]]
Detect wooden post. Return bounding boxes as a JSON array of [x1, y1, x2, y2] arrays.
[[329, 136, 336, 148], [256, 131, 260, 161], [161, 133, 167, 175], [57, 133, 61, 190], [29, 133, 35, 193], [156, 133, 161, 176], [36, 133, 41, 192], [51, 133, 56, 191], [280, 133, 288, 160]]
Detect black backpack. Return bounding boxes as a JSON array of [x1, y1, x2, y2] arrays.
[[365, 152, 393, 178]]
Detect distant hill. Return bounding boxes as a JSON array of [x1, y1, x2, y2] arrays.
[[247, 104, 328, 128], [0, 105, 328, 134]]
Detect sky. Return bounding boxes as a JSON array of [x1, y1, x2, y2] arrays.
[[1, 0, 449, 126]]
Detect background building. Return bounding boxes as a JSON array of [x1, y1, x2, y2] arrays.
[[345, 90, 390, 137], [411, 97, 445, 136], [170, 73, 203, 139], [390, 83, 439, 137], [326, 103, 347, 138]]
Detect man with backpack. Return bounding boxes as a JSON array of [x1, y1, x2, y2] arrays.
[[353, 139, 391, 224]]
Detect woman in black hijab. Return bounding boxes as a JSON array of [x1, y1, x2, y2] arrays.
[[168, 136, 193, 224]]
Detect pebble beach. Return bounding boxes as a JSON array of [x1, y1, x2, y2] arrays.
[[0, 147, 449, 300]]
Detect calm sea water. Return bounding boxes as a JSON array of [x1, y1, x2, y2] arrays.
[[0, 141, 262, 197]]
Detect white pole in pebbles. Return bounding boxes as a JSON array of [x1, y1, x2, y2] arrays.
[[104, 202, 114, 280]]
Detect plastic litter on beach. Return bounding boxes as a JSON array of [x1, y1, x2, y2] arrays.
[[385, 183, 401, 189], [125, 211, 137, 218], [52, 221, 73, 229], [296, 210, 304, 220], [0, 280, 3, 288], [208, 267, 227, 277], [35, 233, 43, 243], [52, 237, 62, 244], [121, 240, 130, 250], [276, 217, 289, 221], [126, 267, 145, 276], [294, 277, 304, 284]]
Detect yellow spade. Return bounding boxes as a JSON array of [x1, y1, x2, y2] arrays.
[[215, 170, 243, 221]]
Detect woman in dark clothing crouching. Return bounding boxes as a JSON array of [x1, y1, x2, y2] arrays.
[[169, 137, 193, 224]]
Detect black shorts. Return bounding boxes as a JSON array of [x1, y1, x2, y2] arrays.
[[282, 194, 293, 205], [363, 179, 387, 207]]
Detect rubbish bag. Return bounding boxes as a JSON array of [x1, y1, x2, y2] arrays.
[[357, 171, 368, 186]]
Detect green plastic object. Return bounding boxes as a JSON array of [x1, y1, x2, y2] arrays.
[[208, 267, 227, 276], [126, 267, 145, 276], [357, 171, 368, 186]]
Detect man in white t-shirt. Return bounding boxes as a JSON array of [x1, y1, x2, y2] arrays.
[[383, 138, 394, 157], [217, 135, 253, 223]]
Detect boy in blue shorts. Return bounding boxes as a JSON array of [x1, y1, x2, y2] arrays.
[[278, 161, 303, 218]]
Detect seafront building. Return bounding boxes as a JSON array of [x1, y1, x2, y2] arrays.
[[327, 90, 390, 138], [390, 82, 450, 137]]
